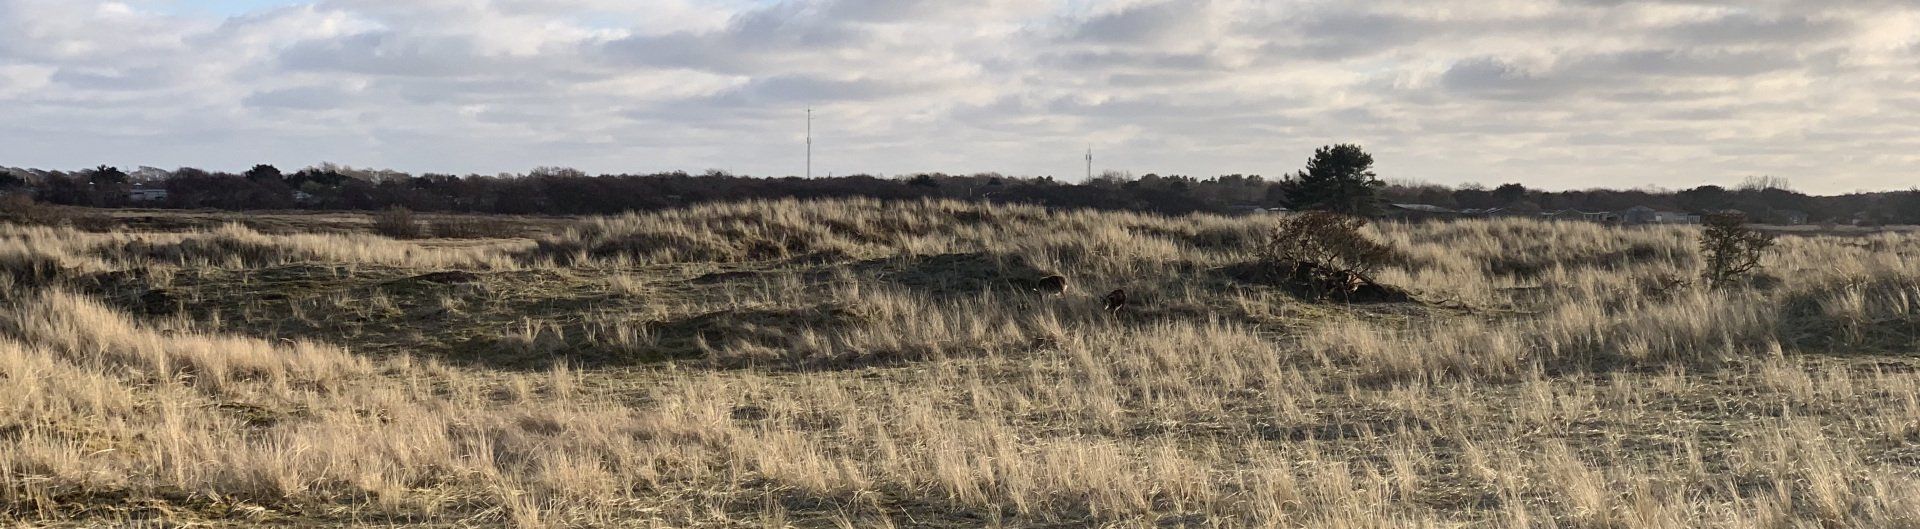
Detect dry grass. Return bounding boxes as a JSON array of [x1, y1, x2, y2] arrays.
[[5, 199, 1920, 527]]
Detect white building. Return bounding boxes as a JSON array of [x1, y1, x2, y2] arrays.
[[1652, 211, 1700, 224], [128, 186, 169, 203]]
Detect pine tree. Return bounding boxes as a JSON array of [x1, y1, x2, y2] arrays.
[[1277, 144, 1383, 215]]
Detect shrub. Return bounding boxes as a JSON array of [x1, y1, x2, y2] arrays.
[[1261, 211, 1390, 275], [1251, 211, 1409, 302], [1700, 212, 1774, 288], [371, 206, 425, 239], [0, 194, 116, 230], [431, 216, 519, 239]]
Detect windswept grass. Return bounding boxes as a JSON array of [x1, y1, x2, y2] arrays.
[[5, 199, 1920, 527]]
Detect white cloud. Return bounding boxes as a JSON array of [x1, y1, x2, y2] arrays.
[[0, 0, 1916, 192]]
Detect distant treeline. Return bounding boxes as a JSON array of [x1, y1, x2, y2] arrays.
[[3, 164, 1917, 225]]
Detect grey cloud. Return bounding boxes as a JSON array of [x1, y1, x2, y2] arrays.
[[50, 67, 179, 91], [709, 74, 933, 106], [597, 3, 869, 73], [821, 0, 966, 22], [1065, 2, 1208, 46], [1039, 49, 1221, 72], [1268, 12, 1431, 60], [1578, 49, 1801, 77], [1659, 13, 1852, 45], [278, 32, 499, 77], [1440, 57, 1579, 101], [379, 77, 569, 105], [243, 85, 358, 110], [1442, 48, 1805, 102]]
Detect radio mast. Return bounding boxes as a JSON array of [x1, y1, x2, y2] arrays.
[[1085, 146, 1092, 181]]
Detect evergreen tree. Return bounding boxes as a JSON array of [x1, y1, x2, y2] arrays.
[[87, 165, 128, 186], [1277, 144, 1383, 215], [245, 164, 284, 183]]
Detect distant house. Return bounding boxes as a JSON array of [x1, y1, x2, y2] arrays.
[[1777, 209, 1809, 225], [1390, 203, 1455, 214], [292, 190, 317, 205], [1545, 209, 1617, 223], [128, 185, 169, 203], [1621, 206, 1658, 224], [1385, 203, 1460, 221], [1653, 211, 1700, 224], [1620, 205, 1698, 225], [1223, 205, 1271, 216]]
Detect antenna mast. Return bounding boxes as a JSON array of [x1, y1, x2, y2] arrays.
[[1085, 146, 1092, 181], [806, 108, 813, 179]]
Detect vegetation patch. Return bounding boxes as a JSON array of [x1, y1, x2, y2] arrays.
[[864, 252, 1057, 297], [12, 201, 1920, 528]]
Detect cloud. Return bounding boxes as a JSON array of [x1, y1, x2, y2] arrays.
[[243, 84, 358, 109], [1065, 2, 1211, 46], [0, 0, 1916, 192], [1440, 57, 1575, 101]]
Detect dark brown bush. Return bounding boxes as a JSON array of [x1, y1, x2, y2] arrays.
[[431, 216, 519, 239], [1249, 212, 1409, 302], [371, 206, 425, 239], [0, 195, 116, 231], [1261, 211, 1391, 275], [1700, 212, 1774, 289]]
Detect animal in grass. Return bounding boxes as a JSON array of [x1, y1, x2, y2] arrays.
[[1034, 274, 1068, 294], [1104, 289, 1128, 312]]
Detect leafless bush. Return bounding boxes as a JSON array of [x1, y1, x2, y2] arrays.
[[1261, 212, 1391, 275], [371, 206, 425, 239], [1267, 212, 1390, 274], [1251, 212, 1408, 302], [1700, 212, 1774, 288], [0, 195, 116, 230], [432, 216, 520, 239]]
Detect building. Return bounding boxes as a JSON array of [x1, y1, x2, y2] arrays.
[[1620, 205, 1699, 225], [1621, 206, 1658, 224], [1777, 209, 1809, 225], [1653, 211, 1700, 224], [128, 185, 169, 203], [1544, 209, 1617, 223], [1384, 203, 1460, 221]]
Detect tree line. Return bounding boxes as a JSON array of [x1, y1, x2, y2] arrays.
[[3, 147, 1917, 224]]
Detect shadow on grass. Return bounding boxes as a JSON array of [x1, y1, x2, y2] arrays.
[[857, 252, 1058, 298]]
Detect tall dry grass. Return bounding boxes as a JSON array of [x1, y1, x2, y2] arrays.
[[5, 199, 1920, 527]]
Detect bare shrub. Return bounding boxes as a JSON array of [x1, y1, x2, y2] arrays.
[[0, 195, 116, 231], [432, 216, 520, 239], [371, 206, 425, 239], [1249, 212, 1408, 302], [1700, 212, 1774, 289], [1262, 212, 1391, 275]]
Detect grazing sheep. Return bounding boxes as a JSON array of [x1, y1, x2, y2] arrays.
[[1104, 289, 1128, 312]]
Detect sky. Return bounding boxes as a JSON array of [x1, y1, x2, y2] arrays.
[[1, 0, 1917, 193]]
